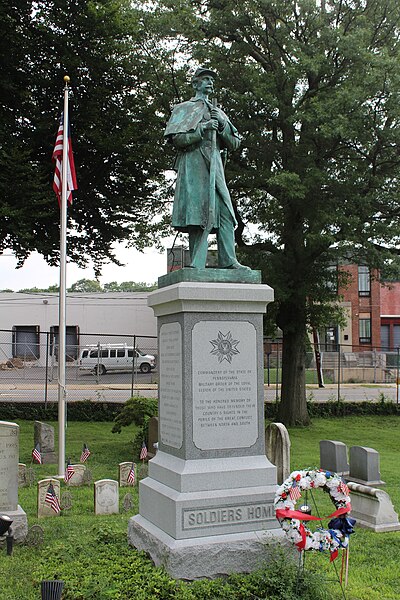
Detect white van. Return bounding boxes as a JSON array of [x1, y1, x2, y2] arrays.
[[78, 344, 156, 375]]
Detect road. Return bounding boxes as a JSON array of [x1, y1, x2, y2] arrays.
[[0, 382, 398, 404], [0, 366, 158, 386]]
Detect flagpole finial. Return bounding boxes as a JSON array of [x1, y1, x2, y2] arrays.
[[63, 75, 70, 84]]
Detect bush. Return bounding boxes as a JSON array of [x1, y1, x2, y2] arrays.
[[112, 396, 158, 433], [112, 396, 158, 458]]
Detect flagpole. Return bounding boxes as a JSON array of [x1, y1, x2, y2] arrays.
[[57, 75, 70, 478]]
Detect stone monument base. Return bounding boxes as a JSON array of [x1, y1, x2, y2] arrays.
[[0, 505, 28, 543], [128, 515, 287, 580]]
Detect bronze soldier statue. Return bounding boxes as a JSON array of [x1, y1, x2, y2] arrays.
[[164, 67, 249, 270]]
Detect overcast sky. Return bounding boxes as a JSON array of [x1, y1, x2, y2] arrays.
[[0, 242, 170, 291]]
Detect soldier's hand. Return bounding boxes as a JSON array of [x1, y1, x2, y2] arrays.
[[211, 108, 226, 129], [202, 119, 219, 132]]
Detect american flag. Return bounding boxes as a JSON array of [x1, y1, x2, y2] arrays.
[[338, 480, 350, 496], [45, 483, 61, 514], [52, 112, 78, 206], [32, 443, 42, 464], [64, 461, 74, 483], [80, 443, 91, 463], [289, 482, 302, 501], [139, 441, 148, 461], [127, 463, 136, 485]]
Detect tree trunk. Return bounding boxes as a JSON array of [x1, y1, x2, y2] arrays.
[[277, 322, 310, 426]]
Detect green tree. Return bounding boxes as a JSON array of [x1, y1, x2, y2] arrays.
[[18, 286, 51, 293], [0, 0, 179, 272], [67, 278, 102, 292], [16, 284, 59, 293], [154, 0, 400, 424], [103, 280, 157, 292]]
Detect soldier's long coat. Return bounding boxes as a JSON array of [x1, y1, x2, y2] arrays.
[[164, 97, 240, 232]]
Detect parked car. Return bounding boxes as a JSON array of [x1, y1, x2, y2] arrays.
[[78, 344, 156, 375]]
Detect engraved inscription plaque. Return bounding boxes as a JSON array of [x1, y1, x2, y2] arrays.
[[0, 421, 19, 511], [159, 322, 183, 448], [192, 321, 258, 450], [182, 502, 275, 530]]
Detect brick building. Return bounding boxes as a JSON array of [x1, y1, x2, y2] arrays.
[[338, 264, 382, 351], [318, 264, 400, 353]]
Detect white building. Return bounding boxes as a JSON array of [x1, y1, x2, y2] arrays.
[[0, 292, 157, 366]]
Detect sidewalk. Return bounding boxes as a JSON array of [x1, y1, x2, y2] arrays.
[[0, 381, 398, 403], [265, 383, 399, 403]]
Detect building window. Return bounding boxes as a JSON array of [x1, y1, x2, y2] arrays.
[[12, 326, 40, 359], [359, 314, 371, 344], [358, 265, 370, 297]]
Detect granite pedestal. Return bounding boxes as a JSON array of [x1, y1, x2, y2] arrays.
[[128, 280, 284, 579]]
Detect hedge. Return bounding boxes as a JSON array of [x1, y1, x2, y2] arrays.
[[265, 400, 400, 420], [0, 400, 123, 422], [1, 398, 399, 424]]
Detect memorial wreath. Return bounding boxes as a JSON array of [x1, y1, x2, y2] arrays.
[[274, 469, 355, 561]]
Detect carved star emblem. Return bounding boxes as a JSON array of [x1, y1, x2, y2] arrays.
[[209, 331, 240, 363]]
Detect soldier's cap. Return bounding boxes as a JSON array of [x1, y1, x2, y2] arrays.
[[191, 66, 217, 81]]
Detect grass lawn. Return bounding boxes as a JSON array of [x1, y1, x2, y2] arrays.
[[0, 416, 399, 599], [264, 368, 334, 384], [286, 416, 400, 600]]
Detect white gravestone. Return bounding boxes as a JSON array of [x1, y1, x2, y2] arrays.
[[94, 479, 119, 515], [66, 464, 86, 487], [0, 421, 28, 541], [119, 463, 135, 487], [265, 423, 291, 485], [37, 478, 61, 518]]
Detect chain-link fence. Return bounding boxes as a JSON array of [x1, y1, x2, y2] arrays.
[[264, 339, 400, 400], [1, 328, 399, 404], [0, 329, 158, 404]]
